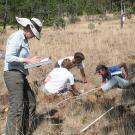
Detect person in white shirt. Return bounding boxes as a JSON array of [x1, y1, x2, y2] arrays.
[[43, 59, 80, 96], [55, 52, 87, 83]]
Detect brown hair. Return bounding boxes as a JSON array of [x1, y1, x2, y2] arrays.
[[23, 25, 33, 33], [74, 52, 85, 61], [61, 59, 71, 69]]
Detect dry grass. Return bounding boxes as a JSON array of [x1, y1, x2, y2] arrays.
[[1, 15, 135, 134]]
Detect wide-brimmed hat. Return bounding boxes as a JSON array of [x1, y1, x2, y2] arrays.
[[16, 16, 42, 40]]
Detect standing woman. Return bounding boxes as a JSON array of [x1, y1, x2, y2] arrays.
[[4, 17, 43, 135]]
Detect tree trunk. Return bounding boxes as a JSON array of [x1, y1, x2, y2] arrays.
[[3, 0, 8, 30], [57, 0, 62, 17], [110, 0, 113, 12]]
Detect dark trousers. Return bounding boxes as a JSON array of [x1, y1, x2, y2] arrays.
[[4, 71, 36, 135]]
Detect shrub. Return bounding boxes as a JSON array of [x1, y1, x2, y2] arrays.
[[88, 22, 95, 30], [53, 17, 66, 30], [68, 15, 81, 24]]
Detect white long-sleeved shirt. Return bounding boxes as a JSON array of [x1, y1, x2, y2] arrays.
[[4, 30, 30, 75]]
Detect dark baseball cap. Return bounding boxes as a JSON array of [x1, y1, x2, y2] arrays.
[[95, 64, 107, 73]]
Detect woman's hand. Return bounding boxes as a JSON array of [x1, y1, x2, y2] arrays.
[[24, 56, 41, 64]]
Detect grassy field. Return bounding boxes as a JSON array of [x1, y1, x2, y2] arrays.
[[1, 15, 135, 135]]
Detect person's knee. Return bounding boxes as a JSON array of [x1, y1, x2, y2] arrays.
[[115, 76, 130, 88], [8, 102, 24, 119]]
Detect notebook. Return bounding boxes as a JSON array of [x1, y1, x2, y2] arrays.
[[24, 57, 52, 69]]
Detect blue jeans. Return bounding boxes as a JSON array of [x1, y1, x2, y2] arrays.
[[101, 76, 130, 92]]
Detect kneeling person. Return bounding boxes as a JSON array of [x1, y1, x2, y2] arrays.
[[96, 63, 130, 93], [43, 59, 80, 97], [55, 52, 87, 83]]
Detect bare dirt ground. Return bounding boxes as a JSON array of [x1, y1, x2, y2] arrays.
[[1, 15, 135, 135]]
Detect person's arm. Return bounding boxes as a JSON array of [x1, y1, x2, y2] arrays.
[[68, 73, 80, 96], [78, 62, 87, 83], [5, 34, 25, 63], [80, 68, 87, 83], [118, 62, 128, 79], [23, 56, 41, 64], [6, 34, 41, 64], [102, 79, 106, 84], [44, 71, 53, 83], [44, 75, 51, 83]]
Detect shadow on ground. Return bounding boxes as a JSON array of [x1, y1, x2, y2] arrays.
[[34, 109, 63, 130], [95, 83, 135, 135]]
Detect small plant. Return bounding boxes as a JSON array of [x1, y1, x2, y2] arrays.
[[68, 15, 81, 24], [0, 27, 3, 33], [53, 17, 66, 30], [88, 22, 95, 30], [81, 116, 88, 124], [126, 7, 132, 19], [51, 123, 62, 131], [127, 13, 132, 20]]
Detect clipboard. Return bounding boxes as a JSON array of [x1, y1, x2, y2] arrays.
[[24, 57, 52, 69]]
